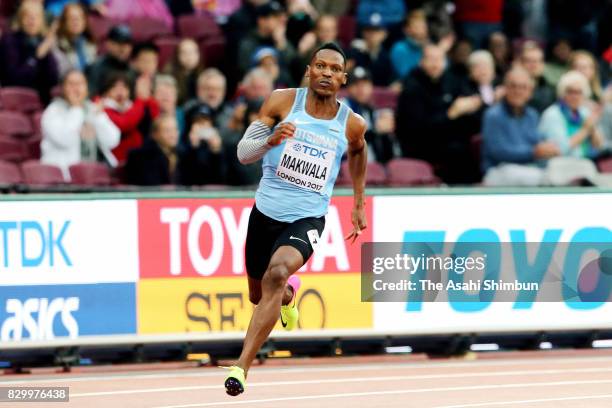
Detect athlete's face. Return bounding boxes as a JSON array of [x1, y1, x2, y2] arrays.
[[306, 49, 347, 97]]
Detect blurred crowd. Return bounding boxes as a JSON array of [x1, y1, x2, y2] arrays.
[[0, 0, 611, 187]]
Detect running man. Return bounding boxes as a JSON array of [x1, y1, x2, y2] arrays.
[[224, 42, 367, 396]]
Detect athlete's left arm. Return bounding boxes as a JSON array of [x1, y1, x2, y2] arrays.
[[345, 112, 368, 244]]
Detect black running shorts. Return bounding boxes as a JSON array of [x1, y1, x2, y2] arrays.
[[245, 205, 325, 280]]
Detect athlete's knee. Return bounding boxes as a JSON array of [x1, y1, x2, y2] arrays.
[[263, 261, 291, 291]]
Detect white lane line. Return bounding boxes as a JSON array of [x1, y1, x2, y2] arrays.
[[70, 366, 612, 398], [436, 394, 612, 407], [4, 355, 612, 385], [151, 379, 612, 408]]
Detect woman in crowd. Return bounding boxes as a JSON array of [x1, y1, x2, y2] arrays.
[[0, 0, 58, 102], [539, 70, 604, 159], [163, 38, 204, 105], [52, 3, 97, 77], [570, 50, 603, 104], [41, 69, 120, 180], [464, 50, 501, 107]]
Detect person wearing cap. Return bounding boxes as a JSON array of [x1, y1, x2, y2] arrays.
[[347, 12, 395, 87], [252, 46, 293, 88], [86, 24, 135, 96], [344, 66, 398, 164], [237, 1, 297, 78]]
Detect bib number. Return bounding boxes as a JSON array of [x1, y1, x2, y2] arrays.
[[276, 139, 335, 192]]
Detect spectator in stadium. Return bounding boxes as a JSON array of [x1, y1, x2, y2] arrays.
[[251, 46, 293, 88], [41, 70, 120, 180], [125, 114, 185, 186], [237, 1, 297, 79], [131, 41, 160, 78], [570, 50, 603, 103], [453, 0, 503, 49], [520, 42, 556, 113], [101, 72, 160, 163], [45, 0, 105, 17], [356, 0, 405, 35], [163, 38, 203, 105], [285, 0, 318, 48], [390, 9, 428, 80], [347, 12, 395, 87], [599, 103, 612, 148], [225, 0, 268, 46], [344, 66, 397, 164], [482, 67, 560, 186], [543, 38, 573, 87], [310, 0, 349, 17], [396, 44, 483, 184], [539, 70, 604, 159], [180, 104, 227, 185], [463, 50, 500, 107], [104, 0, 173, 30], [297, 14, 338, 68], [154, 74, 185, 135], [447, 37, 473, 85], [183, 68, 232, 129], [487, 32, 511, 78], [225, 67, 274, 133], [0, 0, 59, 103], [52, 3, 97, 77], [225, 98, 264, 185], [87, 24, 134, 96]]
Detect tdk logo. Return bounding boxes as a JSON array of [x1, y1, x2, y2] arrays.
[[302, 145, 327, 159], [292, 143, 302, 152], [0, 221, 72, 268]]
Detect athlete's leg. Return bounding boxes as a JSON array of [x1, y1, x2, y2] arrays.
[[248, 276, 293, 306], [237, 245, 304, 375]]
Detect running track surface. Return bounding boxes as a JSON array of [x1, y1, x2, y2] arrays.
[[4, 349, 612, 407]]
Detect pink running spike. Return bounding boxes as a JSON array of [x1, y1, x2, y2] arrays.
[[287, 275, 301, 303]]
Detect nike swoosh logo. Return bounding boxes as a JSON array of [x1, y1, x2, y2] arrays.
[[290, 236, 308, 245], [280, 314, 288, 327]]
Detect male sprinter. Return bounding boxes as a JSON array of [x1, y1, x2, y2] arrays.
[[225, 42, 367, 396]]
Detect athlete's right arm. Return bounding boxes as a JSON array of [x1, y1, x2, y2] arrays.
[[237, 89, 296, 165]]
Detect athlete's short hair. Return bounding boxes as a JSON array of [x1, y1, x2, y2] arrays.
[[310, 42, 347, 67]]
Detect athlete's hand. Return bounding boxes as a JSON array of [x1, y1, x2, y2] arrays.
[[345, 205, 367, 244], [267, 122, 296, 146]]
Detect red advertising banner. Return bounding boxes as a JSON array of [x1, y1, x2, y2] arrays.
[[138, 197, 372, 279]]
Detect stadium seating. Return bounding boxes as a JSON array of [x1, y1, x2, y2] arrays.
[[0, 87, 42, 113], [21, 160, 65, 186], [0, 111, 34, 138], [337, 15, 356, 49], [597, 157, 612, 173], [0, 159, 22, 188], [69, 162, 112, 186], [337, 160, 387, 186], [0, 136, 26, 162], [177, 14, 222, 41], [371, 87, 398, 110], [154, 37, 182, 69], [386, 158, 440, 186], [200, 37, 226, 68], [129, 17, 173, 43]]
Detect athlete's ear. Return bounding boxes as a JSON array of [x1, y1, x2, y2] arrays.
[[342, 72, 347, 85], [305, 65, 310, 78]]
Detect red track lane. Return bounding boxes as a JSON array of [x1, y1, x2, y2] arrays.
[[3, 350, 612, 407]]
